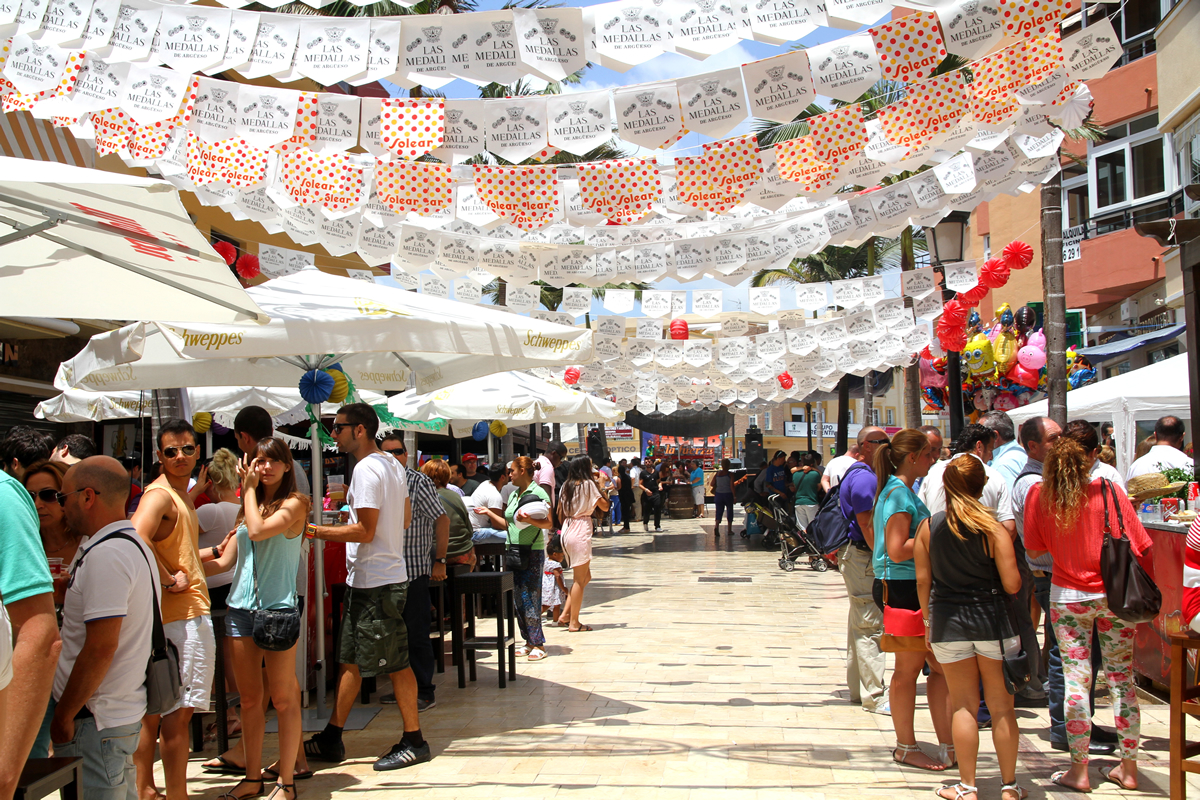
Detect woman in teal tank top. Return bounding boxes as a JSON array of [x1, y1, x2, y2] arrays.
[[203, 438, 310, 800]]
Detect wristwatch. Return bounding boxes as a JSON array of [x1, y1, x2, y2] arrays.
[[211, 546, 220, 559], [434, 557, 447, 564]]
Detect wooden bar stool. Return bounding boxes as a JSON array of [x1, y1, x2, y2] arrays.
[[16, 757, 82, 800], [451, 570, 517, 689], [1170, 632, 1200, 799]]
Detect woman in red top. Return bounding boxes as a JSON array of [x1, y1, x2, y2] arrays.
[[1025, 421, 1153, 793]]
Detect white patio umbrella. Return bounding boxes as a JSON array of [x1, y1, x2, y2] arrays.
[[0, 157, 264, 323], [53, 269, 591, 714], [388, 371, 621, 437]]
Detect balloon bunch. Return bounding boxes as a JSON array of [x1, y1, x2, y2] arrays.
[[935, 240, 1034, 354]]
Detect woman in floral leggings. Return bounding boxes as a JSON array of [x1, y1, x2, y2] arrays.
[[1024, 421, 1153, 793]]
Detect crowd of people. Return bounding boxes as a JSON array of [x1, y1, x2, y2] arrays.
[[0, 403, 621, 800], [815, 411, 1188, 799]]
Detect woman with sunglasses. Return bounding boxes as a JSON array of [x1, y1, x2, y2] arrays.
[[204, 438, 310, 800], [22, 460, 82, 759]]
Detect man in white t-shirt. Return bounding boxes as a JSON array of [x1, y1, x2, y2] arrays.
[[1127, 415, 1194, 481], [52, 457, 158, 800], [629, 457, 644, 522], [821, 445, 860, 494], [307, 404, 429, 773], [468, 464, 509, 544], [919, 424, 1016, 535]]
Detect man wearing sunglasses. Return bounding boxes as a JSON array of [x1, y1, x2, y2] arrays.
[[130, 419, 214, 800], [305, 404, 426, 772]]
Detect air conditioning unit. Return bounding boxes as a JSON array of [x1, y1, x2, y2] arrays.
[[1120, 299, 1137, 322]]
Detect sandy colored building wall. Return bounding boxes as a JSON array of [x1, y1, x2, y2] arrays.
[[1157, 0, 1200, 131]]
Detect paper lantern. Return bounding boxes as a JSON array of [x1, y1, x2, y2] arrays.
[[211, 422, 230, 436], [489, 420, 508, 437], [213, 241, 237, 266], [941, 299, 967, 326], [564, 367, 580, 385], [324, 368, 349, 404], [1002, 240, 1034, 270], [192, 412, 212, 434], [979, 258, 1011, 290], [777, 371, 793, 389], [959, 283, 989, 307], [472, 421, 489, 441], [299, 369, 335, 404], [235, 254, 260, 280], [936, 318, 968, 352], [669, 319, 689, 340]]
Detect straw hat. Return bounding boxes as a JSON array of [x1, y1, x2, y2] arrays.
[[1127, 473, 1186, 501]]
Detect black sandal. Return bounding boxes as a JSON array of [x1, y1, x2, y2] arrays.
[[218, 778, 265, 800], [263, 766, 314, 781], [266, 784, 296, 800]]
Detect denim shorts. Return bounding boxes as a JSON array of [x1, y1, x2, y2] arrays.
[[225, 607, 255, 638]]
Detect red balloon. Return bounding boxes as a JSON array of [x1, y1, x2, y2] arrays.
[[669, 318, 690, 340], [235, 254, 260, 279], [1003, 240, 1034, 270], [213, 241, 237, 266], [777, 371, 794, 389], [1009, 362, 1039, 389], [564, 367, 581, 385], [979, 257, 1011, 290]]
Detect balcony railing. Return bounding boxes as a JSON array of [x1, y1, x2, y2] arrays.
[[1071, 192, 1185, 240]]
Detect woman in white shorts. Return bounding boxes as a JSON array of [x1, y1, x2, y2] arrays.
[[914, 454, 1024, 800]]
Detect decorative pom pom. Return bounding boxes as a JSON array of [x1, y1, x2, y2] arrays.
[[777, 371, 793, 389], [941, 299, 967, 325], [669, 319, 690, 340], [959, 283, 990, 306], [191, 412, 212, 434], [235, 254, 261, 280], [979, 257, 1011, 290], [472, 421, 489, 441], [213, 241, 237, 266], [299, 369, 334, 405], [489, 420, 508, 437], [564, 366, 580, 385], [1002, 240, 1034, 270], [324, 369, 349, 404]]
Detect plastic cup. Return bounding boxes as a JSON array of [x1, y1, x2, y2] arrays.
[[47, 557, 64, 579], [327, 474, 345, 501]]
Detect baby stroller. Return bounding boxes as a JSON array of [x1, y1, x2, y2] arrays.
[[765, 494, 834, 572]]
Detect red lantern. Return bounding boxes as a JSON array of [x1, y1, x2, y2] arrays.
[[959, 283, 990, 307], [564, 366, 580, 385], [669, 318, 689, 340], [1002, 240, 1034, 270], [213, 241, 237, 266], [936, 318, 967, 352], [777, 371, 793, 389], [941, 299, 967, 326], [979, 257, 1011, 290], [235, 254, 260, 280]]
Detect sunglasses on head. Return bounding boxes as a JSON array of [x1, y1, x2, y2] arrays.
[[28, 488, 58, 504], [162, 444, 197, 458], [865, 437, 890, 445]]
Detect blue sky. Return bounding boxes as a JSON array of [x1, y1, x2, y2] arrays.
[[377, 1, 904, 318]]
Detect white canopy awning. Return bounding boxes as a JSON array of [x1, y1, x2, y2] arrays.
[[1009, 353, 1191, 470], [54, 270, 594, 394], [388, 371, 620, 437], [0, 157, 264, 324]]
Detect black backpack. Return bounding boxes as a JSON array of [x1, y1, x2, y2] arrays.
[[806, 462, 871, 556]]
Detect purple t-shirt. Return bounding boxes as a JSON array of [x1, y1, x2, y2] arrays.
[[838, 462, 877, 543]]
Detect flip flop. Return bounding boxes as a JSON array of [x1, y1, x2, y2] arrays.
[[203, 756, 246, 776], [568, 624, 593, 632], [1099, 766, 1133, 790], [1049, 770, 1092, 794]]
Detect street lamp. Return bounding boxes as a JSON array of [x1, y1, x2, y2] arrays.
[[924, 211, 971, 441]]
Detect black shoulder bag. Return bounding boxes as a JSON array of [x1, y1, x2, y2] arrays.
[[250, 535, 302, 651], [1098, 478, 1162, 624], [78, 532, 182, 715], [989, 587, 1031, 695]]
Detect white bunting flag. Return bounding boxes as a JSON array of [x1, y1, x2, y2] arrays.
[[41, 0, 92, 44], [108, 1, 162, 63], [483, 96, 547, 163], [296, 17, 369, 85], [123, 64, 191, 125], [156, 6, 231, 73], [614, 82, 683, 150], [676, 67, 748, 139], [673, 0, 747, 59], [311, 93, 360, 153], [512, 7, 587, 82], [741, 51, 815, 124], [211, 10, 257, 74], [546, 90, 612, 157], [937, 0, 1006, 61], [604, 288, 635, 314], [240, 16, 299, 81], [591, 0, 667, 68], [236, 86, 299, 148], [1061, 19, 1122, 81], [943, 260, 978, 293], [347, 20, 401, 87], [805, 33, 881, 103]]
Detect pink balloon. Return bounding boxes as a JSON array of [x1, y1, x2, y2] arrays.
[[1010, 362, 1040, 390], [1026, 329, 1047, 350], [1017, 345, 1047, 371]]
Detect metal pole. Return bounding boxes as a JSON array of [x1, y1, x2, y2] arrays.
[[947, 353, 965, 442], [805, 402, 813, 453], [309, 403, 327, 716], [1042, 169, 1069, 428]]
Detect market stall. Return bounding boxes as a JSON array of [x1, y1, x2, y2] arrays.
[[1008, 353, 1190, 471]]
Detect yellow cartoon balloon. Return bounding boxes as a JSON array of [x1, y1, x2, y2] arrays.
[[963, 332, 996, 378], [1065, 346, 1078, 374], [993, 328, 1019, 376]]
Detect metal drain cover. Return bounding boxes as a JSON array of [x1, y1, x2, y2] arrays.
[[698, 576, 752, 583]]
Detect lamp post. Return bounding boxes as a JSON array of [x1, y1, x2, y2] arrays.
[[924, 211, 971, 442]]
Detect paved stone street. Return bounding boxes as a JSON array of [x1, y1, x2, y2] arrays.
[[182, 512, 1183, 799]]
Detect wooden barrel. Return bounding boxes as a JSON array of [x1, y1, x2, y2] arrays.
[[667, 484, 694, 519]]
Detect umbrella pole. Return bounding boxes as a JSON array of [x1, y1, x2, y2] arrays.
[[310, 402, 327, 716], [488, 431, 495, 466]]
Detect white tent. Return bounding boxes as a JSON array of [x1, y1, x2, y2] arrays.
[[0, 157, 264, 323], [55, 270, 593, 394], [387, 371, 621, 437], [1009, 353, 1190, 469]]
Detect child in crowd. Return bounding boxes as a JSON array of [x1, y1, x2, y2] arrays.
[[542, 534, 567, 626]]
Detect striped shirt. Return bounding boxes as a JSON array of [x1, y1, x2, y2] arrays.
[[402, 467, 448, 580]]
